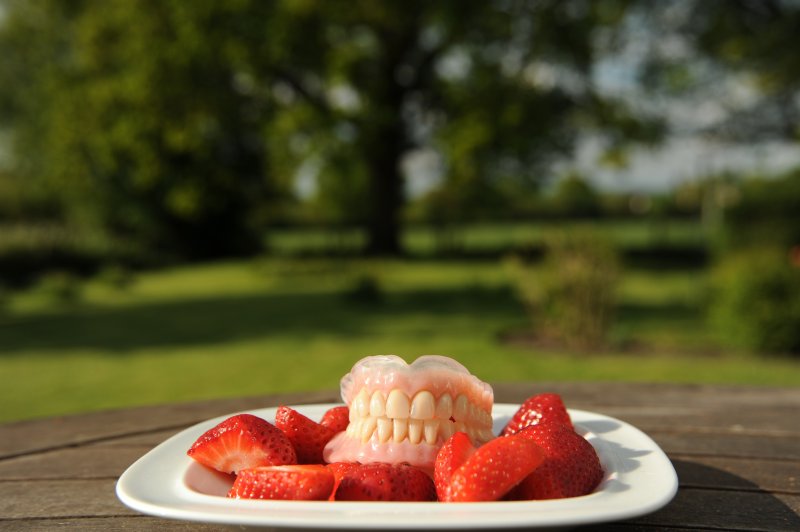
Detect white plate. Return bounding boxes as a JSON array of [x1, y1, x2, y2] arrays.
[[116, 403, 677, 529]]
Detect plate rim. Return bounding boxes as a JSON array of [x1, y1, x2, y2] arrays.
[[116, 402, 678, 529]]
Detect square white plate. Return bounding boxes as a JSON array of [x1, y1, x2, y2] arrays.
[[116, 403, 677, 529]]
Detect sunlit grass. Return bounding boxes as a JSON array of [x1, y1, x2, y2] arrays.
[[1, 256, 798, 423]]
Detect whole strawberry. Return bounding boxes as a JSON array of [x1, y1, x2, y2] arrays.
[[319, 406, 350, 434], [187, 414, 296, 475], [501, 393, 572, 436], [509, 423, 603, 500], [335, 463, 436, 502], [275, 406, 337, 464], [228, 465, 334, 500], [326, 462, 360, 500], [444, 433, 545, 502]]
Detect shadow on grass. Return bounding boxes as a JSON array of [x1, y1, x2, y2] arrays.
[[0, 286, 520, 354]]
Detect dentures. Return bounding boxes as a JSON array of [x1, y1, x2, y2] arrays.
[[323, 355, 494, 469]]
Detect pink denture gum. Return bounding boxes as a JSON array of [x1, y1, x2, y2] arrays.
[[323, 355, 494, 469]]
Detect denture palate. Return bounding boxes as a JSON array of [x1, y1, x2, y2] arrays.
[[323, 355, 495, 469]]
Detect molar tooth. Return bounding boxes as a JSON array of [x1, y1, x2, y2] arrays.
[[377, 416, 392, 443], [369, 391, 386, 417], [393, 419, 408, 442], [408, 419, 423, 444], [453, 394, 469, 421], [435, 393, 453, 419], [480, 428, 495, 443], [360, 417, 377, 443], [424, 419, 440, 444], [348, 406, 357, 422], [347, 419, 361, 437], [453, 420, 466, 435], [355, 388, 370, 418], [386, 389, 410, 419], [410, 390, 435, 420]]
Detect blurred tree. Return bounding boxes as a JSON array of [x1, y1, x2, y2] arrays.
[[0, 0, 664, 258], [261, 0, 662, 254], [641, 0, 800, 142], [0, 0, 286, 259]]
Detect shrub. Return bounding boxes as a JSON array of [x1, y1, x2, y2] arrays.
[[509, 232, 620, 351], [709, 247, 800, 355]]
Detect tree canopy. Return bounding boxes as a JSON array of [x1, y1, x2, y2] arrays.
[[0, 0, 796, 259]]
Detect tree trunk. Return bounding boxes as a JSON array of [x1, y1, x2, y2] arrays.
[[364, 118, 404, 256]]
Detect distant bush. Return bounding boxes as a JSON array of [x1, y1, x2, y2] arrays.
[[509, 232, 620, 351], [38, 271, 82, 304], [721, 169, 800, 251], [343, 273, 384, 305], [709, 248, 800, 355]]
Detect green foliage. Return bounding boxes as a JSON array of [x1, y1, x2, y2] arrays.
[[722, 169, 800, 251], [709, 248, 800, 355], [38, 271, 82, 304], [508, 232, 620, 351], [550, 173, 602, 218]]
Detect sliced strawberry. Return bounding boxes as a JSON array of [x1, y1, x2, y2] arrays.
[[228, 465, 334, 500], [326, 461, 359, 500], [334, 463, 436, 502], [434, 432, 476, 501], [320, 406, 350, 433], [274, 405, 337, 464], [501, 393, 573, 436], [187, 413, 296, 475], [509, 423, 604, 500], [445, 433, 545, 502]]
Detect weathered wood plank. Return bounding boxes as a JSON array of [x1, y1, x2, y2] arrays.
[[0, 446, 151, 480], [653, 432, 800, 460], [671, 456, 800, 494], [632, 488, 800, 531], [0, 390, 340, 459], [0, 479, 131, 519], [0, 516, 234, 531]]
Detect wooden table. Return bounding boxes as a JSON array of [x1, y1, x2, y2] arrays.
[[1, 382, 799, 531]]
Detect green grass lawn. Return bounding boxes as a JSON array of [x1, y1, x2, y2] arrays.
[[2, 255, 799, 423]]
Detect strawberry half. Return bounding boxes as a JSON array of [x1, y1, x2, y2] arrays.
[[434, 432, 476, 501], [274, 405, 337, 464], [228, 465, 334, 500], [187, 413, 297, 475], [445, 433, 545, 502], [501, 393, 573, 436], [320, 406, 350, 434], [334, 463, 436, 502], [509, 423, 604, 500]]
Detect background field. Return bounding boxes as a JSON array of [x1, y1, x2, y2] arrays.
[[3, 221, 798, 423]]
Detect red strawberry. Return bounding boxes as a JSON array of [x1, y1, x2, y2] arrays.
[[445, 433, 545, 502], [326, 461, 359, 500], [434, 432, 476, 501], [501, 393, 573, 436], [334, 463, 436, 502], [187, 413, 296, 474], [228, 465, 334, 500], [320, 406, 350, 433], [275, 405, 336, 464], [509, 423, 603, 500]]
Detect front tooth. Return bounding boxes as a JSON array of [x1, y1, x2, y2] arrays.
[[439, 420, 455, 441], [453, 394, 469, 421], [347, 419, 361, 437], [377, 417, 392, 443], [435, 393, 453, 419], [408, 419, 423, 444], [424, 419, 440, 444], [393, 418, 408, 442], [410, 391, 435, 419], [361, 417, 377, 442], [370, 391, 386, 417], [349, 406, 358, 422], [453, 420, 466, 434], [479, 428, 495, 442], [355, 388, 370, 417], [386, 390, 410, 419]]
